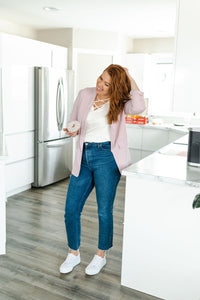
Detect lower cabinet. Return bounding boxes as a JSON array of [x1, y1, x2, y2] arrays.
[[127, 125, 186, 164], [0, 160, 6, 255], [5, 158, 34, 197], [142, 127, 169, 151], [5, 131, 34, 197], [168, 130, 186, 143], [129, 148, 141, 164]]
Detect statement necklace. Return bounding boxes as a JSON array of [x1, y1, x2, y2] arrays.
[[93, 96, 110, 110]]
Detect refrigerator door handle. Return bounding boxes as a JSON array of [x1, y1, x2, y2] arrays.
[[46, 141, 70, 148], [60, 78, 65, 129], [56, 78, 65, 131]]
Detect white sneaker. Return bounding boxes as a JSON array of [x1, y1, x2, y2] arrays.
[[85, 254, 106, 275], [59, 252, 80, 274]]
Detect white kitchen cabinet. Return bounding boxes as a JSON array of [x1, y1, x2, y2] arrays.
[[5, 159, 34, 197], [2, 66, 35, 196], [0, 33, 52, 67], [122, 175, 200, 300], [126, 126, 143, 163], [51, 45, 68, 68], [124, 53, 151, 97], [0, 33, 69, 196], [142, 127, 169, 151], [126, 126, 142, 149], [129, 149, 141, 164], [5, 132, 34, 164], [0, 160, 6, 255], [141, 149, 152, 159], [0, 32, 68, 69], [126, 125, 186, 165], [2, 66, 34, 134], [168, 129, 187, 144]]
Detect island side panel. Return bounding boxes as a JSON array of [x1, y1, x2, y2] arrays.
[[0, 161, 6, 255], [121, 176, 200, 300]]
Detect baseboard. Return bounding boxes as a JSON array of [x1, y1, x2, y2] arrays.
[[6, 184, 32, 198]]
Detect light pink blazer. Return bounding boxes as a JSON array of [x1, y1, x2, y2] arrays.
[[70, 87, 145, 177]]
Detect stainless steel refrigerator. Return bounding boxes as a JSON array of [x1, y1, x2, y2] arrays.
[[33, 67, 74, 187]]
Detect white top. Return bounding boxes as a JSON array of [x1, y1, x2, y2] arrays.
[[85, 101, 111, 142]]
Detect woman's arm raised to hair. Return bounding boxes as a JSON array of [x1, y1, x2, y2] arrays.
[[124, 68, 146, 115], [124, 90, 145, 115], [125, 68, 140, 91]]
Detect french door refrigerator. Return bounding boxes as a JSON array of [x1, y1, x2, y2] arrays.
[[33, 67, 74, 187]]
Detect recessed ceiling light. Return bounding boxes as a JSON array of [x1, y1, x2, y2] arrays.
[[43, 6, 60, 12]]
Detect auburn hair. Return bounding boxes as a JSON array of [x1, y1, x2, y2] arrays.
[[104, 64, 132, 124]]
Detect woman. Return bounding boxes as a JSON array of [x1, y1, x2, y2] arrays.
[[60, 64, 145, 276]]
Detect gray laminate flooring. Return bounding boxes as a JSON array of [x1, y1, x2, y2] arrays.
[[0, 177, 161, 300]]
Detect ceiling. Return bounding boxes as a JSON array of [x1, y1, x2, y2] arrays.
[[0, 0, 177, 38]]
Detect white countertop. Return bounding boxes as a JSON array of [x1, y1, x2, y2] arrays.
[[123, 134, 200, 188], [126, 123, 189, 133]]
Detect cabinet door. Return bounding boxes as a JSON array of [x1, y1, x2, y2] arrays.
[[168, 130, 186, 144], [0, 161, 6, 254], [126, 125, 143, 149], [5, 132, 34, 164], [141, 150, 153, 159], [5, 158, 34, 196], [2, 66, 34, 134], [0, 33, 51, 66], [142, 128, 169, 151], [52, 45, 68, 68], [129, 149, 141, 164]]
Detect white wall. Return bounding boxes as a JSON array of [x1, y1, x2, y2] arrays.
[[36, 27, 134, 53], [132, 37, 174, 53], [36, 28, 73, 48], [173, 0, 200, 113], [36, 28, 73, 68], [0, 19, 37, 39], [36, 27, 134, 69]]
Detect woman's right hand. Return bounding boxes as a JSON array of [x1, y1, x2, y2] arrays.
[[63, 128, 79, 137]]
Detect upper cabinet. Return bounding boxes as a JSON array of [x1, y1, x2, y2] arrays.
[[0, 33, 51, 66], [0, 33, 68, 68], [51, 45, 68, 68], [173, 0, 200, 113], [124, 53, 151, 98], [2, 66, 34, 134]]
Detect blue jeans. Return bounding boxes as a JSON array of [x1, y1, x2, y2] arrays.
[[64, 141, 121, 251]]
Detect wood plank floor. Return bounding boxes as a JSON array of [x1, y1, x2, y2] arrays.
[[0, 177, 161, 300]]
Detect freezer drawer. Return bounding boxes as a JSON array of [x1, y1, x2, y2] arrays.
[[33, 137, 72, 187]]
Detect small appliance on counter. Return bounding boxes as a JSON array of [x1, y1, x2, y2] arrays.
[[187, 127, 200, 167]]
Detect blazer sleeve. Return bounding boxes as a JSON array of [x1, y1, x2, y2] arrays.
[[124, 90, 146, 115]]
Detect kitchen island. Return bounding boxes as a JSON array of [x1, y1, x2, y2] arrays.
[[121, 134, 200, 300], [0, 157, 6, 255]]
